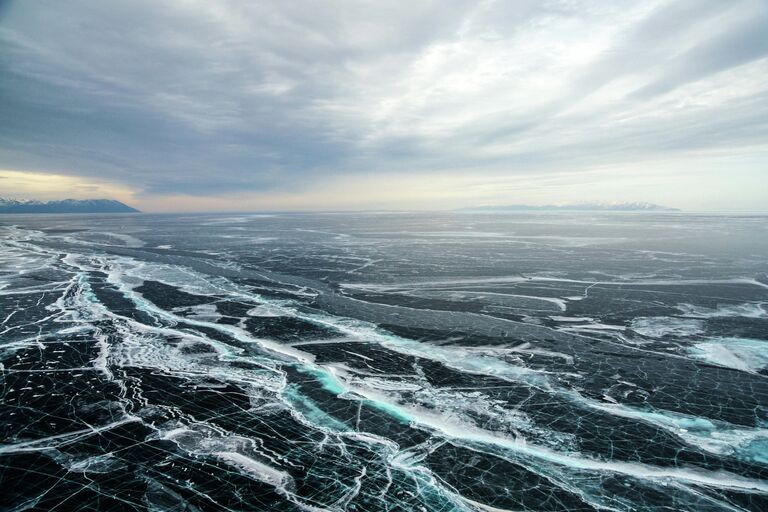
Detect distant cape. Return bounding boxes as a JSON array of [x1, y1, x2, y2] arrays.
[[0, 198, 140, 214], [458, 202, 679, 212]]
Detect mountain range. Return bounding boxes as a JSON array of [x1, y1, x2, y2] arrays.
[[0, 198, 140, 214]]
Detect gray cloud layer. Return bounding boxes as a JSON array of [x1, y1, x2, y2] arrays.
[[1, 0, 767, 198]]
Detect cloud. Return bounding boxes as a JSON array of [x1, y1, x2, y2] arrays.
[[0, 0, 766, 210]]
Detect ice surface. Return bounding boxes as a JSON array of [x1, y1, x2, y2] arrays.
[[1, 212, 768, 511], [689, 338, 768, 373], [631, 317, 705, 337]]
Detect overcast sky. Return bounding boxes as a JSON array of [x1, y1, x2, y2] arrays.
[[1, 0, 767, 211]]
